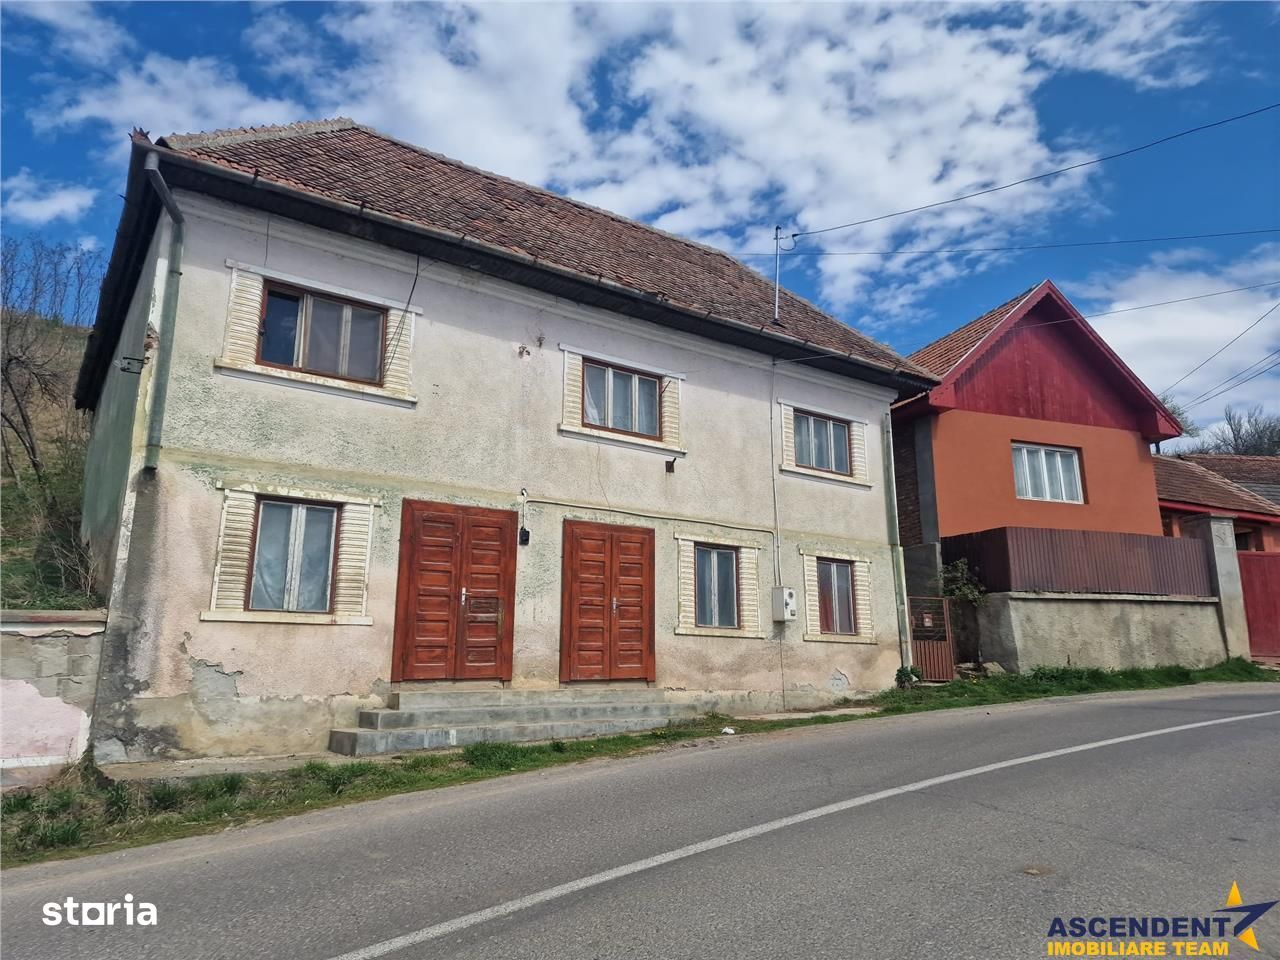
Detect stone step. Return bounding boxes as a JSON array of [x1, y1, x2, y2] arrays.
[[328, 715, 691, 757], [359, 700, 699, 730], [388, 686, 668, 710]]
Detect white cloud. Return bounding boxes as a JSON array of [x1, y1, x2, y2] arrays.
[[13, 1, 1218, 324], [2, 1, 133, 67], [1, 169, 97, 225], [1068, 242, 1280, 424]]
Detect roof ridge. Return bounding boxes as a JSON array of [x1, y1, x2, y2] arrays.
[[1158, 455, 1280, 515], [907, 281, 1044, 376], [159, 118, 359, 151]]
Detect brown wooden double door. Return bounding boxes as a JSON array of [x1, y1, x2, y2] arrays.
[[393, 501, 517, 681], [561, 520, 655, 682]]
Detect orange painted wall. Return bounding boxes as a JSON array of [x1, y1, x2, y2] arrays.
[[930, 409, 1163, 538]]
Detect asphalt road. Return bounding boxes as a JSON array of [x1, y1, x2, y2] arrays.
[[4, 683, 1278, 960]]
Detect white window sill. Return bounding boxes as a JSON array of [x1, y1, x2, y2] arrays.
[[200, 610, 373, 626], [214, 359, 417, 407], [802, 633, 878, 645], [675, 626, 766, 640], [781, 464, 871, 488], [558, 423, 686, 456]]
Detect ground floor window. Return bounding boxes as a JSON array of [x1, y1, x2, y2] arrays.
[[695, 544, 739, 628], [817, 558, 857, 635], [250, 499, 339, 613]]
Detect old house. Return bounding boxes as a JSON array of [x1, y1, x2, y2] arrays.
[[891, 280, 1255, 674], [73, 119, 934, 761], [1179, 454, 1280, 507], [1155, 455, 1280, 551]]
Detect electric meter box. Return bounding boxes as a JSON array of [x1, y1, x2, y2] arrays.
[[771, 586, 799, 622]]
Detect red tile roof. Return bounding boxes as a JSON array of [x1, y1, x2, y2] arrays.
[[1153, 455, 1280, 517], [907, 283, 1041, 377], [1181, 454, 1280, 485], [152, 119, 928, 380]]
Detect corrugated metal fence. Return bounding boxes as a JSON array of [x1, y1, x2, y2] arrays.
[[941, 527, 1214, 597]]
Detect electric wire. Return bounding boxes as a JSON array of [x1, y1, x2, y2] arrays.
[[790, 101, 1280, 239], [1161, 300, 1280, 393]]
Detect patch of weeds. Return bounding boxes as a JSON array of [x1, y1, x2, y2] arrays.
[[35, 788, 77, 817], [103, 783, 133, 822], [549, 739, 568, 754], [17, 818, 86, 851], [1, 791, 36, 816], [400, 754, 454, 772], [306, 760, 381, 794], [147, 782, 187, 812], [463, 741, 535, 770], [190, 796, 239, 822], [192, 773, 246, 801]]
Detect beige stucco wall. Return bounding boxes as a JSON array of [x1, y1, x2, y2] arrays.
[[87, 193, 907, 761]]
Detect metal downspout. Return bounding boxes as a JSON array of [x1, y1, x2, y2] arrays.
[[143, 152, 184, 471], [882, 412, 914, 669]]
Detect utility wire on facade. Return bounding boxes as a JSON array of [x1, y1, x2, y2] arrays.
[[787, 101, 1280, 239]]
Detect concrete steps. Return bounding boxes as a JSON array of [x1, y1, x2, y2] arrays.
[[328, 689, 700, 756]]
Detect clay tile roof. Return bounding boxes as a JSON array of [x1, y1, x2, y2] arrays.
[[1153, 455, 1280, 517], [1181, 454, 1280, 505], [154, 119, 929, 380], [907, 282, 1043, 378]]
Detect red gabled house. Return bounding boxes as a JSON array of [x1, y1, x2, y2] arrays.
[[893, 279, 1182, 547]]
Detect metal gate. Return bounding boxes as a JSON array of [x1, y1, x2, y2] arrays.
[[1238, 552, 1280, 661], [908, 596, 955, 681]]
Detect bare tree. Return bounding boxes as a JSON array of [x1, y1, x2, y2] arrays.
[[1155, 393, 1201, 453], [1188, 405, 1280, 456], [1, 235, 103, 500]]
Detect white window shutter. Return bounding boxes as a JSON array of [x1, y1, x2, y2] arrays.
[[224, 270, 265, 367], [333, 502, 373, 615], [738, 547, 761, 635], [676, 538, 696, 630], [850, 421, 869, 483], [802, 553, 820, 633], [380, 310, 415, 398], [660, 377, 681, 447], [210, 489, 258, 610], [853, 560, 873, 636], [563, 352, 583, 426], [780, 403, 795, 467]]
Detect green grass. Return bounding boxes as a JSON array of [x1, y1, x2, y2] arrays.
[[2, 658, 1270, 868]]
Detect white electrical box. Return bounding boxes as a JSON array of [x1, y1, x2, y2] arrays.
[[772, 586, 798, 622]]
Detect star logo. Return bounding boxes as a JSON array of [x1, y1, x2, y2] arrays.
[[1216, 882, 1278, 952]]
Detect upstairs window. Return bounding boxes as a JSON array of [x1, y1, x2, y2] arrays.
[[249, 499, 339, 613], [260, 286, 385, 384], [794, 410, 851, 475], [1013, 443, 1083, 503], [583, 361, 660, 438]]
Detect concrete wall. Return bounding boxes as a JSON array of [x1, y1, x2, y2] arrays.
[[930, 409, 1164, 539], [86, 193, 907, 761], [1, 611, 105, 786], [969, 593, 1228, 673]]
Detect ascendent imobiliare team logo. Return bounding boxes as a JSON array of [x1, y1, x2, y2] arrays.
[[1045, 883, 1278, 957]]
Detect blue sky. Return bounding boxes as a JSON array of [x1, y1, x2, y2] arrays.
[[2, 2, 1278, 427]]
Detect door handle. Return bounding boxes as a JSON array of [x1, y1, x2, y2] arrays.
[[461, 586, 467, 607], [612, 597, 618, 614]]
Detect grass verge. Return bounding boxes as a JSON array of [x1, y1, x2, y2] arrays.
[[2, 658, 1272, 867]]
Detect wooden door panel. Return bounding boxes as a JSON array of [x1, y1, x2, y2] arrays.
[[393, 501, 516, 682], [561, 521, 654, 682]]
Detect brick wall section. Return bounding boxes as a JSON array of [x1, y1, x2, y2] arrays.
[[894, 422, 923, 547]]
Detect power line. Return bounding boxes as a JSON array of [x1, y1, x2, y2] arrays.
[[739, 227, 1280, 259], [1162, 300, 1280, 393], [1186, 347, 1280, 406], [1187, 353, 1280, 410], [791, 101, 1280, 239]]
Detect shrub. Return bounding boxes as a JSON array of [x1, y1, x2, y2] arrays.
[[35, 788, 77, 817], [2, 791, 36, 816], [147, 782, 187, 812], [103, 783, 133, 822], [192, 773, 246, 800]]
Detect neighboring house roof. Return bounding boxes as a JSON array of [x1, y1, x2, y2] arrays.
[[898, 279, 1181, 441], [1154, 455, 1280, 519], [1181, 454, 1280, 506], [908, 284, 1039, 379], [75, 118, 933, 409]]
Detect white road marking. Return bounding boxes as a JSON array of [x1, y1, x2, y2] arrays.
[[325, 707, 1280, 960]]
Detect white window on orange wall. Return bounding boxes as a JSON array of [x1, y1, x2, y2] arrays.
[[1012, 443, 1083, 503]]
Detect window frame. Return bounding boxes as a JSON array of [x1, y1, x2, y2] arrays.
[[694, 543, 740, 630], [816, 557, 858, 636], [257, 282, 389, 387], [1012, 442, 1084, 504], [245, 495, 343, 615], [792, 408, 853, 476], [580, 359, 663, 440]]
